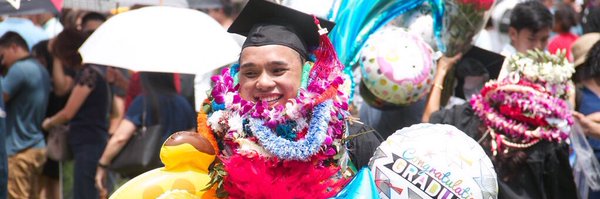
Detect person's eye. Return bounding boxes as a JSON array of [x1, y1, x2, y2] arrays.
[[243, 71, 259, 78], [273, 68, 288, 75]]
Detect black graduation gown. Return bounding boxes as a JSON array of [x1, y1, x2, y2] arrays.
[[346, 122, 384, 169], [430, 103, 579, 199]]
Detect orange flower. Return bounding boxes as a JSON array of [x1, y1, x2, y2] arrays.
[[198, 112, 219, 154]]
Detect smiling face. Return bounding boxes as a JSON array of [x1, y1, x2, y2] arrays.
[[238, 45, 304, 107]]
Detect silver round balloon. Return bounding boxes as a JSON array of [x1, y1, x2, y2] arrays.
[[369, 124, 498, 199]]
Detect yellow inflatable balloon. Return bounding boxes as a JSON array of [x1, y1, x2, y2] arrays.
[[110, 131, 217, 199]]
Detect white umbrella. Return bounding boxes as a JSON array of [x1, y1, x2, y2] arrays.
[[62, 0, 118, 12], [79, 6, 240, 74], [116, 0, 188, 8]]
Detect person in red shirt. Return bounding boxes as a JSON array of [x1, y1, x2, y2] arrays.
[[125, 72, 181, 110], [548, 3, 579, 61]]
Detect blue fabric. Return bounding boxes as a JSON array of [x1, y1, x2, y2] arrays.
[[579, 87, 600, 115], [125, 94, 196, 142], [0, 80, 7, 199], [578, 87, 600, 160], [578, 86, 600, 199], [2, 58, 49, 156], [70, 142, 109, 199], [0, 18, 49, 50]]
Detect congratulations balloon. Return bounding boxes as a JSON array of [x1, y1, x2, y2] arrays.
[[369, 124, 498, 199], [110, 131, 216, 199], [360, 27, 436, 106]]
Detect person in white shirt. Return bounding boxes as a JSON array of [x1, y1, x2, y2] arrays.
[[30, 13, 64, 38], [498, 1, 553, 79]]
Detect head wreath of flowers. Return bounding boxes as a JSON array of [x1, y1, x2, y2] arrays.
[[205, 19, 349, 164], [470, 78, 574, 155], [506, 49, 575, 99]]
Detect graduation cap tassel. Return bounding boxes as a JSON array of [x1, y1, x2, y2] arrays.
[[310, 16, 345, 94]]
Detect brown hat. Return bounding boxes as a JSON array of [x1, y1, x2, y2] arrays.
[[572, 33, 600, 67]]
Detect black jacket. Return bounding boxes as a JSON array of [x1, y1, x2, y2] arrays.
[[347, 121, 384, 169], [430, 103, 579, 199]]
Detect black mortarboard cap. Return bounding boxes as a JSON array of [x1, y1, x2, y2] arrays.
[[461, 46, 505, 79], [227, 0, 335, 59], [453, 46, 505, 100]]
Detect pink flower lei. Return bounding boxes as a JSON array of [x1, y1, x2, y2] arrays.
[[203, 17, 353, 199], [470, 79, 574, 155], [207, 21, 349, 163]]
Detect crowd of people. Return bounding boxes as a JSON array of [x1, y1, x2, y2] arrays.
[[0, 1, 233, 198], [0, 0, 599, 198]]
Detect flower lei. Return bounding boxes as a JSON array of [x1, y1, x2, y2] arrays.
[[208, 64, 347, 161], [249, 100, 333, 160], [201, 17, 353, 198], [507, 50, 575, 99], [206, 18, 348, 163], [470, 79, 574, 155]]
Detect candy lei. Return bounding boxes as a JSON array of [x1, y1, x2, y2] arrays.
[[470, 80, 574, 153]]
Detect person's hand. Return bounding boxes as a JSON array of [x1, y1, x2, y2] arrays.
[[42, 118, 52, 131], [573, 111, 600, 139], [586, 112, 600, 123], [431, 53, 462, 90], [95, 166, 108, 199], [436, 53, 463, 76]]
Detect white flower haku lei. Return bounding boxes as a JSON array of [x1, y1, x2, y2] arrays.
[[508, 50, 574, 85]]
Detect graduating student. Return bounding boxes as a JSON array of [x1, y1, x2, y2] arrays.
[[197, 1, 382, 198]]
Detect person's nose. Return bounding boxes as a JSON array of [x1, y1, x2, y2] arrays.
[[256, 73, 276, 91]]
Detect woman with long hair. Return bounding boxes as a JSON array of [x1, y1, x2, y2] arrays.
[[94, 72, 195, 197], [41, 28, 112, 199], [572, 39, 600, 199]]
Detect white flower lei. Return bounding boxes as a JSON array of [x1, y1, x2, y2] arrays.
[[508, 50, 574, 85]]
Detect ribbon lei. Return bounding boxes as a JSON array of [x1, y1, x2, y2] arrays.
[[309, 16, 344, 94]]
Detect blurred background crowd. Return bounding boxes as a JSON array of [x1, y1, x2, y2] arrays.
[[0, 0, 599, 198]]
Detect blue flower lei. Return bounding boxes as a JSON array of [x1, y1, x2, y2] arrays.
[[249, 100, 333, 161]]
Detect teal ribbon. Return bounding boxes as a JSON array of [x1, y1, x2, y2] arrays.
[[328, 0, 445, 103]]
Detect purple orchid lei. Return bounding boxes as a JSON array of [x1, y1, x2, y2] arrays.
[[470, 80, 574, 145], [207, 63, 349, 162]]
